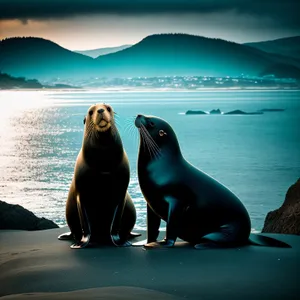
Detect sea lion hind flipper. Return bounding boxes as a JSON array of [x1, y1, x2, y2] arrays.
[[249, 233, 291, 248], [194, 224, 239, 250], [70, 195, 91, 249], [58, 232, 74, 241]]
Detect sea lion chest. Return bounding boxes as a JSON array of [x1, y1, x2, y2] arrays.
[[75, 150, 129, 206], [138, 158, 185, 218]]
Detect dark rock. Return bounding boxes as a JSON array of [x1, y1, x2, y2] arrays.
[[0, 200, 59, 230], [262, 179, 300, 235], [224, 109, 263, 115], [186, 110, 207, 115], [258, 108, 285, 112], [209, 109, 221, 114]]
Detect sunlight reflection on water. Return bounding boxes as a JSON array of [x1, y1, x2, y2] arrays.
[[0, 90, 299, 232]]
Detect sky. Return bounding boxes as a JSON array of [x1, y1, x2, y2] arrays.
[[1, 0, 300, 50]]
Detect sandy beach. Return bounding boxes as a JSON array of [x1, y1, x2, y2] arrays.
[[0, 227, 299, 300]]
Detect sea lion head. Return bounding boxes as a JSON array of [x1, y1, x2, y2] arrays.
[[84, 103, 114, 133], [135, 114, 181, 159]]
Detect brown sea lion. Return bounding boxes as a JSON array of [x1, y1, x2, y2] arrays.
[[58, 103, 138, 249]]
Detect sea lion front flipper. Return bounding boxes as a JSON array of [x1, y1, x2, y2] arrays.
[[144, 196, 181, 249], [111, 234, 131, 247], [128, 232, 142, 238], [132, 204, 160, 247], [70, 195, 91, 249], [147, 203, 161, 243], [110, 204, 131, 247], [58, 232, 73, 241]]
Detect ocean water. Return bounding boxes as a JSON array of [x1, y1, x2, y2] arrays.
[[0, 90, 299, 232]]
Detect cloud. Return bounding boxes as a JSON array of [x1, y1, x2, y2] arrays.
[[0, 0, 299, 29]]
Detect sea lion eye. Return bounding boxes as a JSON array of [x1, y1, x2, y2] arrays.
[[149, 121, 155, 127], [89, 110, 93, 116], [159, 130, 167, 137], [107, 107, 111, 112]]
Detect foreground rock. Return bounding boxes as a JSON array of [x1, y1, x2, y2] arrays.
[[0, 200, 59, 230], [262, 179, 300, 235]]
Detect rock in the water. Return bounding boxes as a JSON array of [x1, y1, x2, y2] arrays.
[[224, 109, 263, 115], [209, 109, 221, 114], [0, 200, 59, 230], [262, 179, 300, 235], [186, 110, 207, 115]]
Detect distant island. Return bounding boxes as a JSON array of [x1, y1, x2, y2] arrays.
[[0, 72, 43, 89], [186, 108, 285, 115], [1, 34, 300, 87], [0, 72, 79, 90]]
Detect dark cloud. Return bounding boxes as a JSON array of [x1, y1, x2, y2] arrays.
[[0, 0, 300, 29]]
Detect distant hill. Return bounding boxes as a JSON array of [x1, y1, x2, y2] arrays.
[[0, 72, 43, 89], [96, 34, 300, 78], [75, 45, 132, 58], [245, 36, 300, 61], [0, 37, 98, 80], [1, 34, 300, 81]]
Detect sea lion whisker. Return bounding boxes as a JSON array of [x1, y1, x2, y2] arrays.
[[139, 128, 154, 159], [140, 124, 161, 154], [114, 118, 121, 130], [128, 122, 138, 140], [140, 127, 160, 159], [124, 116, 136, 124], [141, 130, 161, 159], [123, 122, 133, 137]]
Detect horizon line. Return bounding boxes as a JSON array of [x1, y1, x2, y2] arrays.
[[1, 32, 300, 51]]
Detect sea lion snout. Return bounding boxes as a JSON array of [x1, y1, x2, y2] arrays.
[[135, 114, 144, 128], [97, 108, 104, 114]]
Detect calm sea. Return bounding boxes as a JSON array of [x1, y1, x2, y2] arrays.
[[0, 90, 299, 232]]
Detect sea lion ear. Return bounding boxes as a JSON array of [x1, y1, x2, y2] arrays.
[[159, 130, 167, 137], [83, 117, 86, 125]]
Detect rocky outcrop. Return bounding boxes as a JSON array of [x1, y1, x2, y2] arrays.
[[262, 179, 300, 235], [0, 200, 59, 230], [224, 109, 263, 115], [186, 110, 207, 115], [209, 109, 221, 114]]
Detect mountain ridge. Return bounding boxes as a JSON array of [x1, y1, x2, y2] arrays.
[[1, 34, 300, 81], [75, 45, 132, 58], [244, 36, 300, 60]]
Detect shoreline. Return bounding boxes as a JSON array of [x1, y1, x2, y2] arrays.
[[0, 227, 299, 300], [1, 87, 300, 93]]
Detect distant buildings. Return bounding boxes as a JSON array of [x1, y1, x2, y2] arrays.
[[42, 75, 299, 90]]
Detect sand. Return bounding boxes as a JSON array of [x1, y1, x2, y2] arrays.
[[0, 227, 299, 300]]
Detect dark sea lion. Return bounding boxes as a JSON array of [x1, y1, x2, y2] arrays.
[[134, 114, 290, 249], [58, 103, 139, 249]]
